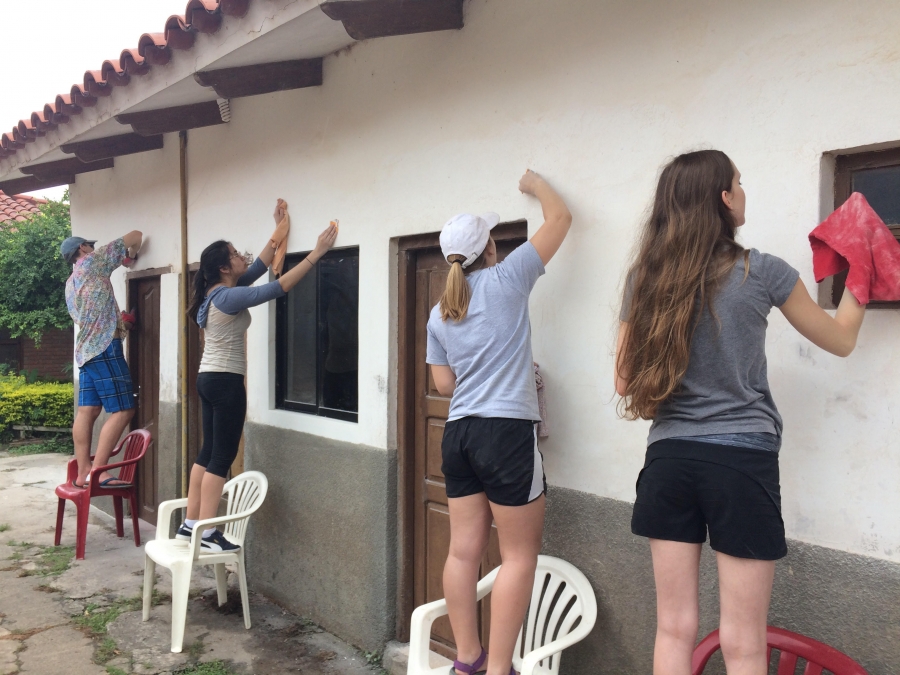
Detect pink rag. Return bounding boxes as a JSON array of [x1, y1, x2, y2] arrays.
[[808, 192, 900, 303]]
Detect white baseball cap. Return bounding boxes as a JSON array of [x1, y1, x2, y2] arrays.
[[439, 212, 501, 268]]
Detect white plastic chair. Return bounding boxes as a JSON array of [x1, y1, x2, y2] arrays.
[[142, 471, 268, 653], [409, 555, 597, 675]]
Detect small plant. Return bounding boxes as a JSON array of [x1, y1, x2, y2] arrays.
[[0, 524, 9, 532], [364, 649, 383, 666], [95, 637, 120, 664], [106, 667, 128, 675], [20, 545, 74, 577], [174, 661, 235, 675]]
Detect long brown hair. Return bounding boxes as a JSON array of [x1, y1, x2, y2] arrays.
[[187, 240, 231, 323], [618, 150, 745, 420], [439, 250, 489, 321]]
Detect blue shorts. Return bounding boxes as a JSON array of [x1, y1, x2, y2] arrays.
[[78, 339, 136, 413]]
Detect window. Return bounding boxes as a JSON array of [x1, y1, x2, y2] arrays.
[[0, 330, 21, 373], [829, 148, 900, 307], [275, 247, 359, 422]]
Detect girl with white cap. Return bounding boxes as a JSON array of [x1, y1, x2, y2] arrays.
[[426, 171, 572, 675]]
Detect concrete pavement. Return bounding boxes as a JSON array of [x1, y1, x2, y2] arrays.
[[0, 450, 382, 675]]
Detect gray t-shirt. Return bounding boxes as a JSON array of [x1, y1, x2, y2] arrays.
[[427, 241, 545, 422], [621, 249, 799, 444]]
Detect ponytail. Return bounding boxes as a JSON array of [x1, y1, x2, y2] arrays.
[[440, 255, 471, 321], [187, 240, 232, 323]]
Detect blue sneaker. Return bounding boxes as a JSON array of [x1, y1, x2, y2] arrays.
[[200, 530, 240, 553], [175, 522, 193, 541]]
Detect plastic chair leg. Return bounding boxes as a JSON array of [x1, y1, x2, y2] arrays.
[[113, 496, 125, 538], [214, 564, 228, 607], [74, 494, 90, 560], [169, 562, 192, 653], [142, 556, 155, 621], [237, 551, 251, 629], [129, 492, 141, 547], [54, 498, 65, 546]]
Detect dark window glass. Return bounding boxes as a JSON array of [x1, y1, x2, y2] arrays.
[[829, 148, 900, 307], [851, 165, 900, 227], [276, 247, 359, 422]]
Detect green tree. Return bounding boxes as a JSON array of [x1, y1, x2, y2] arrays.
[[0, 192, 72, 344]]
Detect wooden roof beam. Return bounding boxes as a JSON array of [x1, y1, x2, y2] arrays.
[[321, 0, 464, 40], [60, 133, 164, 163], [19, 157, 114, 181], [0, 174, 78, 195], [116, 100, 228, 136], [194, 58, 323, 98]]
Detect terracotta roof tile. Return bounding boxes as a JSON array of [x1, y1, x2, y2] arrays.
[[0, 191, 46, 224], [0, 0, 251, 161]]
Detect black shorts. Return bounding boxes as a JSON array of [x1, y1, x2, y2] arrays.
[[631, 438, 787, 560], [441, 417, 545, 507]]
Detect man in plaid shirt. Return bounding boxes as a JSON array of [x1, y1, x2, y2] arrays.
[[61, 231, 142, 489]]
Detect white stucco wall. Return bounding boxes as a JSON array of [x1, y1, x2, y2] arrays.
[[70, 0, 900, 561], [70, 135, 182, 403]]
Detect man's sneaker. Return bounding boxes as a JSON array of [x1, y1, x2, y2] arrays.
[[175, 523, 193, 542], [200, 530, 240, 553]]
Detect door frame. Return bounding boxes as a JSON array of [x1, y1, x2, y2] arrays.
[[126, 267, 167, 523], [394, 221, 528, 640]]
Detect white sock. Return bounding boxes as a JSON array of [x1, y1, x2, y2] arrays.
[[202, 528, 216, 538], [184, 519, 198, 528]]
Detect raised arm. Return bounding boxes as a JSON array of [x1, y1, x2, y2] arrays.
[[519, 171, 572, 266], [779, 280, 866, 357], [122, 230, 142, 257], [277, 222, 338, 293], [256, 201, 287, 267]]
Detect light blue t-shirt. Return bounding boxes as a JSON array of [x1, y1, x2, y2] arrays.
[[426, 241, 545, 422]]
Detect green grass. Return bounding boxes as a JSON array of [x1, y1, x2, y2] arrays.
[[174, 661, 235, 675], [95, 637, 120, 664], [8, 436, 74, 456], [73, 591, 169, 637], [0, 524, 9, 533], [105, 667, 128, 675], [19, 545, 74, 577]]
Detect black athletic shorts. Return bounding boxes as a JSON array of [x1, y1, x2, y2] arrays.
[[631, 438, 787, 560], [441, 417, 545, 507]]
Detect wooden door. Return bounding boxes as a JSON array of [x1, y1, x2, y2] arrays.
[[129, 276, 160, 523], [404, 225, 527, 655]]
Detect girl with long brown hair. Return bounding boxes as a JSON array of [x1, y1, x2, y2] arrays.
[[616, 150, 866, 675], [426, 171, 571, 675]]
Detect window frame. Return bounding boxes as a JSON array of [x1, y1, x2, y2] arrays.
[[274, 246, 359, 423], [827, 147, 900, 308]]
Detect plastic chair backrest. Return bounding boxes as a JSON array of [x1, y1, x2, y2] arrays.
[[221, 471, 268, 545], [113, 430, 152, 485], [514, 555, 598, 674], [692, 626, 869, 675]]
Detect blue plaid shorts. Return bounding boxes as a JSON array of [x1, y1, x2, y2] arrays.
[[78, 339, 136, 413]]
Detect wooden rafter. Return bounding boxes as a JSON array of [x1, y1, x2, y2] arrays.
[[321, 0, 464, 40], [60, 133, 164, 163], [195, 59, 323, 98], [19, 157, 114, 180], [116, 101, 226, 136]]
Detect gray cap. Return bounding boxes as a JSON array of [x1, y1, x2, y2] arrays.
[[60, 237, 96, 264]]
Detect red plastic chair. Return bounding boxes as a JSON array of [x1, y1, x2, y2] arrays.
[[54, 429, 152, 560], [692, 626, 869, 675]]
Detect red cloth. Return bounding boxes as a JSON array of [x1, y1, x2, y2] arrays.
[[808, 192, 900, 303]]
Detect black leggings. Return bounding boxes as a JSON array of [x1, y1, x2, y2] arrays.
[[196, 372, 246, 478]]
